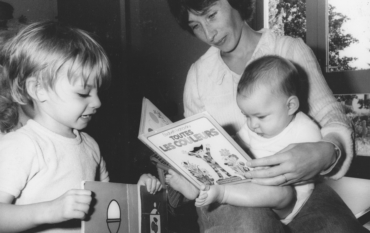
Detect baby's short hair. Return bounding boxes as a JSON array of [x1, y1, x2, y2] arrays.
[[0, 21, 110, 105], [237, 55, 300, 98]]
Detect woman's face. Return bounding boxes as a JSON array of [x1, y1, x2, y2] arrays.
[[188, 0, 245, 53]]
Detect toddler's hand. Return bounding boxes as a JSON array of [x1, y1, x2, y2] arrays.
[[138, 173, 162, 194], [47, 189, 92, 223]]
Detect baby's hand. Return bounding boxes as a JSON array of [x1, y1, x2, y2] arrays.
[[195, 190, 209, 207], [48, 189, 92, 223], [138, 173, 162, 194]]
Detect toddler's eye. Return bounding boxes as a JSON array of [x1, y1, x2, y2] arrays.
[[78, 93, 90, 98], [258, 116, 266, 119]]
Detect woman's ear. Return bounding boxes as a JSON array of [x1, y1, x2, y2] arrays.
[[26, 77, 47, 102], [286, 95, 300, 115]]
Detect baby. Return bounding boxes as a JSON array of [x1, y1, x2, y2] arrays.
[[167, 55, 321, 224]]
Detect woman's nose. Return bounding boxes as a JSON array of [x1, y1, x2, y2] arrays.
[[204, 25, 216, 42]]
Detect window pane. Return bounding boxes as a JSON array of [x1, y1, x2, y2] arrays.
[[269, 0, 307, 42], [335, 93, 370, 156], [328, 0, 370, 72]]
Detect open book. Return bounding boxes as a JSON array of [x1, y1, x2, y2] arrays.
[[82, 181, 168, 233], [138, 97, 252, 190]]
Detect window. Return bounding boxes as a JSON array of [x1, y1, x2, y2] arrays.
[[261, 0, 370, 158], [261, 0, 370, 94], [306, 0, 370, 94]]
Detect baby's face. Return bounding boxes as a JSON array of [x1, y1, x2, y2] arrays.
[[237, 86, 292, 138]]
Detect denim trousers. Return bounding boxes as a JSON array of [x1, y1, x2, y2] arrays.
[[197, 182, 369, 233]]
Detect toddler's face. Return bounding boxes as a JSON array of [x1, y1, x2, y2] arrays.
[[236, 86, 292, 138], [39, 62, 101, 137]]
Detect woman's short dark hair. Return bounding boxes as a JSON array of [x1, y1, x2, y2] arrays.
[[167, 0, 255, 35]]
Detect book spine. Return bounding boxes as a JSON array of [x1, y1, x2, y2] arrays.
[[150, 153, 172, 168]]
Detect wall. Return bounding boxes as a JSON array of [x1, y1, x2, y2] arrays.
[[125, 0, 209, 182], [127, 0, 207, 119], [3, 0, 57, 22]]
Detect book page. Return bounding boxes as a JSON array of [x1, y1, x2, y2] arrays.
[[141, 113, 252, 189], [138, 97, 172, 136]]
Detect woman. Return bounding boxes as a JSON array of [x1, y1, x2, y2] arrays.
[[166, 0, 367, 232]]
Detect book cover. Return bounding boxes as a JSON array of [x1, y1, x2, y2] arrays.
[[138, 98, 252, 190], [138, 97, 172, 136], [140, 186, 168, 233], [138, 97, 178, 174], [82, 181, 168, 233]]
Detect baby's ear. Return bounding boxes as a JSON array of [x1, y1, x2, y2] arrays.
[[287, 95, 300, 115], [26, 77, 47, 102]]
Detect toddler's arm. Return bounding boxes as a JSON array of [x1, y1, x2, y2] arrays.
[[138, 173, 162, 194], [0, 189, 92, 232], [195, 182, 296, 219]]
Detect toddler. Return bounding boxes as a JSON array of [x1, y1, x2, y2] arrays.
[[166, 55, 321, 224], [0, 21, 161, 232]]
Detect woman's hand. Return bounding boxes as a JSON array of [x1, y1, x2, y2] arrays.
[[245, 141, 337, 186]]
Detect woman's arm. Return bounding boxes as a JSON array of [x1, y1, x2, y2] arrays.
[[246, 142, 338, 185], [290, 38, 353, 179]]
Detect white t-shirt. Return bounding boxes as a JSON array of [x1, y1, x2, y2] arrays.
[[237, 112, 322, 224], [0, 120, 109, 233]]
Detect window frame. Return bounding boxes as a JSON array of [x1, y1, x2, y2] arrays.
[[306, 0, 370, 94], [258, 0, 370, 95]]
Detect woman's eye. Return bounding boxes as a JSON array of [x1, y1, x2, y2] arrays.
[[208, 12, 216, 19], [190, 24, 199, 30], [258, 116, 266, 120]]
